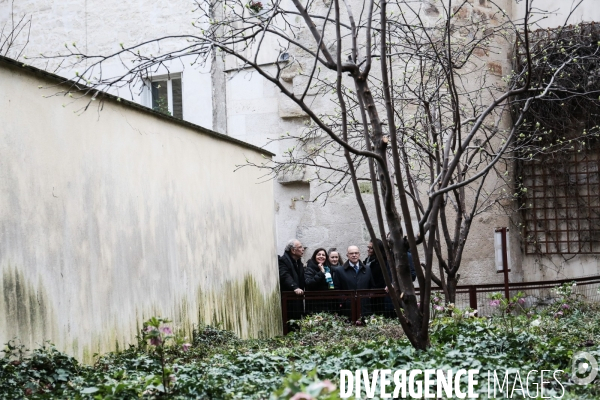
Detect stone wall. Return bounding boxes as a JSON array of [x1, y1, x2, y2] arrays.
[[0, 58, 280, 362], [514, 0, 600, 29]]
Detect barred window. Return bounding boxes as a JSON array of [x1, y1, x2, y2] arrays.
[[522, 143, 600, 254]]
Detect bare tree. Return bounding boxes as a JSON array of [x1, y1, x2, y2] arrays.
[[38, 0, 600, 349], [0, 1, 31, 59]]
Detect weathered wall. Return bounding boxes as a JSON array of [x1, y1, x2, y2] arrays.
[[522, 255, 600, 281], [0, 58, 280, 362]]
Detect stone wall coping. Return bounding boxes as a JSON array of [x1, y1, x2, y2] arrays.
[[0, 55, 275, 158]]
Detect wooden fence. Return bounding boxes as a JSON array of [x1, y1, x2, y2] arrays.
[[280, 275, 600, 334]]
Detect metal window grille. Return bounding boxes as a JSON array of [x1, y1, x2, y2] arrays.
[[522, 143, 600, 254]]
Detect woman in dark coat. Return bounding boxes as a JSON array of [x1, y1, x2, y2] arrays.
[[305, 248, 336, 314], [305, 248, 335, 290]]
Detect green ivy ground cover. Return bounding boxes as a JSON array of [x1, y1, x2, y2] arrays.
[[1, 307, 599, 399]]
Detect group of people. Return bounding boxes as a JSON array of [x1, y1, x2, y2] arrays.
[[278, 238, 417, 320]]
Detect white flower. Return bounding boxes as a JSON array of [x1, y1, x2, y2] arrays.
[[530, 319, 541, 327]]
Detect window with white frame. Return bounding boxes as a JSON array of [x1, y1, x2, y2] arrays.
[[146, 74, 183, 119]]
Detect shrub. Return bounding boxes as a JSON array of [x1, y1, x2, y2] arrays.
[[1, 308, 599, 399]]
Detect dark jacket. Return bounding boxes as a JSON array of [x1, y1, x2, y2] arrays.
[[364, 255, 388, 288], [371, 253, 417, 285], [329, 263, 342, 271], [305, 260, 335, 290], [407, 252, 417, 282], [278, 252, 305, 291], [333, 260, 373, 290]]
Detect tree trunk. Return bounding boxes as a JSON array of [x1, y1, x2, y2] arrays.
[[446, 271, 457, 304]]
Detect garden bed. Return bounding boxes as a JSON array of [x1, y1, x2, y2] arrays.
[[2, 302, 600, 399]]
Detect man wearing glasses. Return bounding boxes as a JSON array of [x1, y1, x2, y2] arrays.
[[333, 245, 374, 318], [279, 239, 306, 295], [279, 239, 306, 326], [333, 245, 374, 291]]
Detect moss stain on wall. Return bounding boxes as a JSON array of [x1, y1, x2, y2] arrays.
[[1, 266, 280, 363], [197, 274, 282, 339], [76, 275, 281, 363], [1, 266, 57, 350]]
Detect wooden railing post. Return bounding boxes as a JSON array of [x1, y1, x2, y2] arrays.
[[352, 292, 360, 323], [469, 286, 478, 311]]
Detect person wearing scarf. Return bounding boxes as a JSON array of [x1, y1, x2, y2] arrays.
[[305, 247, 336, 314]]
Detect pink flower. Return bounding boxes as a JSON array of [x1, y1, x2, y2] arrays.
[[562, 303, 570, 309], [320, 380, 336, 392], [182, 343, 192, 352], [489, 299, 501, 307], [146, 326, 157, 333], [518, 298, 526, 305], [553, 311, 564, 318], [434, 305, 444, 311], [150, 336, 162, 346], [160, 326, 173, 335], [433, 297, 440, 303]]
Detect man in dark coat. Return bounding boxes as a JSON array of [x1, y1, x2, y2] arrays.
[[364, 239, 387, 289], [279, 239, 305, 293], [278, 239, 306, 326], [364, 239, 390, 316], [333, 245, 374, 317]]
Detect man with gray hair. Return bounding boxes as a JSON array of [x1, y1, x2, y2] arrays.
[[278, 239, 305, 294], [279, 239, 306, 327]]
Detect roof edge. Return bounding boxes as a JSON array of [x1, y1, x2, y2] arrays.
[[0, 55, 275, 157]]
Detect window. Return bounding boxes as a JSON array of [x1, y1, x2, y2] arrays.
[[522, 142, 600, 254], [147, 74, 183, 119]]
